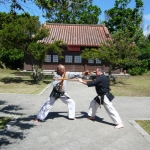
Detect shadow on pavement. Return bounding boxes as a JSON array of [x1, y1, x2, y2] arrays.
[[0, 115, 36, 147], [0, 100, 37, 147], [77, 111, 115, 126], [45, 111, 115, 127], [45, 111, 68, 120]]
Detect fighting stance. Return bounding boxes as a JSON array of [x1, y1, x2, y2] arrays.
[[34, 64, 87, 122], [78, 67, 124, 129]]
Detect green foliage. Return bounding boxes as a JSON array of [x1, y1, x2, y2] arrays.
[[0, 13, 23, 68], [127, 67, 141, 75], [0, 13, 49, 52], [0, 12, 65, 81], [0, 12, 14, 30], [0, 117, 12, 130], [104, 0, 143, 34], [28, 40, 65, 68], [0, 12, 47, 69], [42, 74, 53, 80], [28, 42, 48, 69], [48, 40, 66, 59], [27, 40, 64, 82], [126, 59, 148, 75], [35, 0, 101, 24], [0, 47, 24, 69], [81, 29, 140, 75], [136, 34, 150, 69]]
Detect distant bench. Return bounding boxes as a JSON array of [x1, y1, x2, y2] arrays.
[[42, 70, 56, 75], [86, 73, 130, 82], [109, 74, 130, 79]]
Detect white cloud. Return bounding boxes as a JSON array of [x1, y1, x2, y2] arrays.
[[144, 14, 150, 20]]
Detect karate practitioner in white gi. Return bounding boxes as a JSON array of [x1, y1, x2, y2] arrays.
[[34, 64, 88, 122], [78, 67, 124, 129]]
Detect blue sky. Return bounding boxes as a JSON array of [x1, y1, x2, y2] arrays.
[[93, 0, 150, 35], [0, 0, 150, 35]]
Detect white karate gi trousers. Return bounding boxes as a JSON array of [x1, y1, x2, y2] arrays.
[[88, 95, 122, 125], [36, 95, 75, 121]]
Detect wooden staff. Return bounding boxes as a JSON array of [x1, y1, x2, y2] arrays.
[[53, 78, 93, 82], [53, 70, 96, 75], [89, 71, 96, 74], [59, 72, 66, 92]]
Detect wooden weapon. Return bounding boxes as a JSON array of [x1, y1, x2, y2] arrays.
[[53, 70, 96, 82], [59, 72, 66, 92], [53, 78, 92, 82], [89, 71, 96, 74]]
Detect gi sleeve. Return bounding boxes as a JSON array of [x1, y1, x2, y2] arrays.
[[66, 72, 83, 79], [87, 79, 101, 87]]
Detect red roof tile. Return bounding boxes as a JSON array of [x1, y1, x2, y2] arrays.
[[39, 23, 111, 46]]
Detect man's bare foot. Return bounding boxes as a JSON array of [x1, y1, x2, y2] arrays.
[[68, 118, 76, 120], [34, 118, 39, 122], [87, 116, 95, 120], [115, 123, 124, 129]]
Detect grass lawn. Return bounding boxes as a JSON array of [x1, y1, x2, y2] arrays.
[[135, 120, 150, 135], [0, 68, 150, 96], [110, 71, 150, 97], [0, 69, 52, 94], [0, 117, 12, 130]]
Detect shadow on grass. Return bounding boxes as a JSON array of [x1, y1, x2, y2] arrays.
[[43, 80, 51, 84], [0, 77, 23, 83], [0, 100, 36, 147], [0, 77, 51, 85], [110, 81, 130, 86]]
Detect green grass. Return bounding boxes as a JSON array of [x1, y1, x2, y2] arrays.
[[110, 71, 150, 96], [135, 120, 150, 135], [0, 68, 52, 94], [0, 117, 12, 130], [0, 68, 150, 96]]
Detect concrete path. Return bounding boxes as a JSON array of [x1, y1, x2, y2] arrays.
[[0, 81, 150, 150]]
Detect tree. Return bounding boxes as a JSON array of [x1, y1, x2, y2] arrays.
[[27, 40, 64, 81], [81, 29, 140, 75], [104, 0, 143, 34], [122, 31, 150, 75], [145, 34, 150, 69], [0, 12, 24, 69], [102, 0, 149, 75], [0, 13, 48, 70], [0, 13, 64, 81], [35, 0, 101, 24], [134, 33, 150, 71]]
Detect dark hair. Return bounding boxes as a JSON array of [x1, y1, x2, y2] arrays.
[[97, 67, 104, 74]]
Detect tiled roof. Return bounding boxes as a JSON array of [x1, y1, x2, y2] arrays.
[[39, 23, 111, 46]]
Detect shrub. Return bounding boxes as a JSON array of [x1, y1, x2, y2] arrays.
[[127, 59, 148, 75]]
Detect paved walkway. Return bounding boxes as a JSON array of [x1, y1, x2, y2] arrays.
[[0, 81, 150, 150]]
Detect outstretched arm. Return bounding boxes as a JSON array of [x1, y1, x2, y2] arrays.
[[78, 78, 87, 85]]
